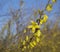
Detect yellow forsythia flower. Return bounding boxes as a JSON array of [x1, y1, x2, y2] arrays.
[[32, 41, 36, 46], [46, 4, 52, 11], [52, 0, 56, 3], [43, 14, 48, 23], [36, 37, 40, 42], [34, 30, 41, 37], [28, 21, 40, 33], [40, 14, 48, 24], [31, 20, 37, 25], [40, 20, 43, 24], [30, 42, 34, 48], [25, 36, 29, 41]]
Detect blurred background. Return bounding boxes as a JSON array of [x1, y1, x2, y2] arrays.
[[0, 0, 60, 52]]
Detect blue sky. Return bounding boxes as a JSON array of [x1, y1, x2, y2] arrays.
[[0, 0, 60, 31]]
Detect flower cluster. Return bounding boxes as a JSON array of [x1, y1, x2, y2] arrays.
[[19, 0, 57, 51], [20, 12, 48, 51], [46, 0, 57, 12]]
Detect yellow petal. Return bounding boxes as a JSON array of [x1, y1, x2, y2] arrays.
[[32, 41, 36, 46], [35, 25, 40, 28], [30, 42, 34, 48], [43, 14, 48, 23], [25, 36, 29, 41], [37, 30, 41, 37], [27, 25, 32, 28], [52, 0, 56, 3], [40, 20, 43, 24], [36, 37, 40, 42], [34, 30, 41, 37], [31, 21, 36, 25], [32, 27, 35, 33], [46, 4, 52, 11]]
